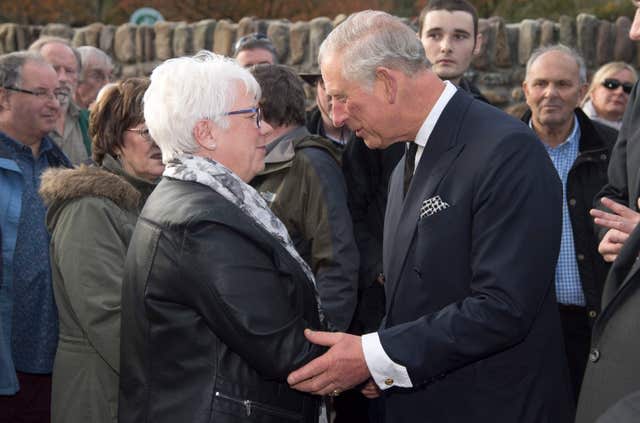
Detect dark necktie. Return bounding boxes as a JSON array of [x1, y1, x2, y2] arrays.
[[403, 142, 418, 196]]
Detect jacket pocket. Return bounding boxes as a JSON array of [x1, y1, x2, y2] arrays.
[[213, 391, 303, 421]]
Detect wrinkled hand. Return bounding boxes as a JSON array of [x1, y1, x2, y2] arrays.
[[287, 329, 371, 396], [598, 228, 628, 262], [360, 378, 381, 399], [590, 197, 640, 235]]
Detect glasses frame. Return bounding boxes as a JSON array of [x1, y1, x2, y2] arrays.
[[601, 78, 634, 94], [126, 127, 154, 142], [224, 107, 262, 128], [3, 86, 68, 103]]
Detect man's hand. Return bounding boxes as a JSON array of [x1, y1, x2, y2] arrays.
[[360, 378, 382, 399], [598, 228, 629, 262], [287, 329, 371, 396], [590, 197, 640, 235], [590, 198, 640, 262]]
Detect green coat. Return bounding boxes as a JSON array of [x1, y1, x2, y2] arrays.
[[250, 127, 359, 331], [40, 155, 155, 423]]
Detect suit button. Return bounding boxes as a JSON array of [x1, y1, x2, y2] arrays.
[[600, 154, 607, 161], [589, 348, 600, 362], [384, 378, 394, 386], [577, 253, 585, 261], [588, 310, 597, 318], [569, 198, 577, 206]]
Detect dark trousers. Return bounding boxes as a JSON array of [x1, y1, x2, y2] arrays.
[[558, 304, 591, 401], [0, 372, 51, 423]]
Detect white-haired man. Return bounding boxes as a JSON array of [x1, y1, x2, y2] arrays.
[[75, 46, 113, 109], [287, 10, 573, 422]]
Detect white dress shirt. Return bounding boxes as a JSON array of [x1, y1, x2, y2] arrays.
[[361, 80, 458, 390]]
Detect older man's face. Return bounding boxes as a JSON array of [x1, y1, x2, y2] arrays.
[[320, 54, 392, 149], [2, 61, 60, 143], [523, 50, 585, 132], [76, 59, 112, 109], [40, 42, 78, 106], [235, 48, 275, 68]]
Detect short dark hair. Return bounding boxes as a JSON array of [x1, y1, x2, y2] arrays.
[[89, 77, 150, 165], [233, 33, 278, 63], [418, 0, 479, 38], [250, 64, 305, 127]]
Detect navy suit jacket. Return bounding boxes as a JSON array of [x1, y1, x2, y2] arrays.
[[378, 90, 574, 422]]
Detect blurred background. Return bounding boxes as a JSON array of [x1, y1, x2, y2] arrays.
[[1, 0, 636, 26]]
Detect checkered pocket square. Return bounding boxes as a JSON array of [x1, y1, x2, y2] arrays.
[[420, 195, 450, 219]]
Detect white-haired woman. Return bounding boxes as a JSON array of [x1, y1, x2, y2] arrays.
[[582, 61, 638, 130], [118, 51, 326, 423]]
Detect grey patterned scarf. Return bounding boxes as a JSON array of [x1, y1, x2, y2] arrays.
[[163, 154, 325, 322]]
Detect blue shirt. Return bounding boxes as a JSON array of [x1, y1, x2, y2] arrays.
[[1, 133, 58, 373], [533, 116, 586, 306]]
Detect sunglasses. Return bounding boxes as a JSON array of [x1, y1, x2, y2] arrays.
[[602, 78, 634, 94], [234, 33, 272, 54]]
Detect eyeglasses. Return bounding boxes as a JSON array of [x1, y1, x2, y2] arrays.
[[234, 33, 272, 54], [126, 127, 154, 142], [3, 86, 68, 103], [224, 107, 262, 128], [602, 78, 634, 94]]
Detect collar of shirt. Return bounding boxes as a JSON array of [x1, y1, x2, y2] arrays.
[[413, 80, 457, 171], [0, 131, 53, 158], [529, 114, 581, 153]]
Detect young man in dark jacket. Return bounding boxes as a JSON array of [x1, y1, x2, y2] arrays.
[[250, 64, 358, 333]]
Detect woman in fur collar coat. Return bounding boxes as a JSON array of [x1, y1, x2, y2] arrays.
[[39, 77, 164, 423]]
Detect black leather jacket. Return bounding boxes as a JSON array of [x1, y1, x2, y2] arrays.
[[119, 177, 325, 423]]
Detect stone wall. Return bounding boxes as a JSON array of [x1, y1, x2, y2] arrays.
[[0, 14, 638, 107]]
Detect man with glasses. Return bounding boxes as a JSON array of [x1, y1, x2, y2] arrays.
[[75, 46, 113, 110], [0, 51, 71, 423], [29, 37, 91, 164], [233, 33, 278, 68], [521, 44, 617, 399]]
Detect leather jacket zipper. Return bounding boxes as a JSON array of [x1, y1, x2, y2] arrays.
[[214, 391, 303, 420]]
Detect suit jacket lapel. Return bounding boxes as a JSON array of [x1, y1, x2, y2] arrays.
[[384, 91, 472, 318]]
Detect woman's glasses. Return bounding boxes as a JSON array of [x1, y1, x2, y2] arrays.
[[602, 78, 634, 94], [224, 107, 263, 128], [126, 127, 154, 142]]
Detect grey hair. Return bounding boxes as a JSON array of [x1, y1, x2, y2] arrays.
[[0, 51, 48, 90], [29, 36, 82, 74], [525, 44, 587, 84], [318, 10, 429, 89], [143, 50, 261, 162], [77, 46, 113, 78]]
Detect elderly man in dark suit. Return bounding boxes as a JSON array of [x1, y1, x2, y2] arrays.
[[287, 10, 573, 423]]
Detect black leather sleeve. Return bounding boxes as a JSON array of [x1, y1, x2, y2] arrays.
[[175, 221, 325, 379]]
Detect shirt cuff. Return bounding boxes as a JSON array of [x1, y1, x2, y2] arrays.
[[361, 332, 413, 390]]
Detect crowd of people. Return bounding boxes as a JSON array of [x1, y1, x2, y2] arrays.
[[2, 0, 640, 422]]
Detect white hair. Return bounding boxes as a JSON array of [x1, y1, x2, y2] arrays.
[[77, 46, 113, 74], [318, 10, 428, 89], [525, 44, 587, 84], [143, 50, 261, 161]]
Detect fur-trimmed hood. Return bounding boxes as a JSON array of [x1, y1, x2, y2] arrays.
[[40, 165, 141, 211], [39, 159, 151, 233]]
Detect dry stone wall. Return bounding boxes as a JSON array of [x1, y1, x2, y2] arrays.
[[0, 14, 638, 107]]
